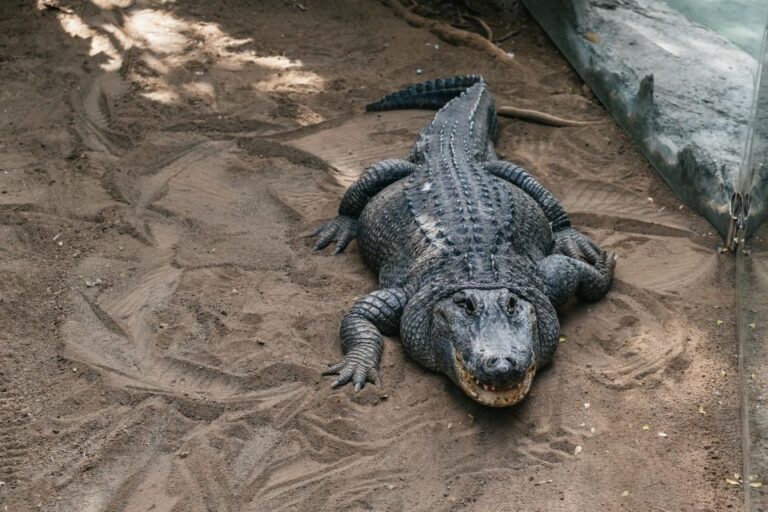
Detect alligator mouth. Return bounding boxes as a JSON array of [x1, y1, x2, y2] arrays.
[[453, 351, 535, 407]]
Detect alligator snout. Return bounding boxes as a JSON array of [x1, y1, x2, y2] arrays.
[[477, 354, 521, 382], [473, 349, 532, 384]]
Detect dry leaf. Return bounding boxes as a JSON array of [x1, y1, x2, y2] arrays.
[[621, 490, 629, 497], [657, 432, 668, 438], [584, 31, 600, 43], [750, 482, 763, 488], [726, 478, 740, 486], [642, 425, 650, 431], [698, 405, 706, 415]]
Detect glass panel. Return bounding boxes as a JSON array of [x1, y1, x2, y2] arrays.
[[662, 0, 766, 58], [740, 19, 768, 511], [744, 24, 768, 235], [521, 0, 768, 238]]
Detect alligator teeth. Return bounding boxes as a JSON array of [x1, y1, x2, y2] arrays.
[[455, 350, 536, 407]]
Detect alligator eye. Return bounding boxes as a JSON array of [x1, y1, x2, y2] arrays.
[[453, 293, 477, 315], [507, 297, 516, 314]]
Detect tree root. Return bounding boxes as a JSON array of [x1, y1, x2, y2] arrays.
[[383, 0, 521, 68], [463, 14, 493, 41], [383, 0, 603, 128], [497, 106, 604, 127], [494, 28, 521, 43]]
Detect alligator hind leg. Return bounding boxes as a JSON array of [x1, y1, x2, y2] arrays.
[[311, 159, 416, 253], [485, 160, 571, 231], [323, 288, 408, 391], [536, 252, 617, 307], [485, 160, 602, 262]]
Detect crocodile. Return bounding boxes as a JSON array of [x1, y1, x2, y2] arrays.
[[310, 75, 616, 407]]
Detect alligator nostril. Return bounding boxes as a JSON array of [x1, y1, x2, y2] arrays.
[[478, 354, 527, 382], [482, 355, 512, 376]]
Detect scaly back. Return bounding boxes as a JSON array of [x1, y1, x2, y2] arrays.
[[365, 75, 498, 164]]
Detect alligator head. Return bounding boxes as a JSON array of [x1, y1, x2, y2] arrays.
[[431, 288, 540, 407]]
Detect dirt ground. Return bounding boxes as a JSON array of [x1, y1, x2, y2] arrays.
[[0, 0, 744, 510]]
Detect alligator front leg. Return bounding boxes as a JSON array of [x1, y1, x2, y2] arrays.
[[311, 159, 416, 253], [485, 160, 600, 262], [536, 251, 617, 307], [323, 288, 408, 391]]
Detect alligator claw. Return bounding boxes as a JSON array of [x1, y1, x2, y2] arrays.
[[323, 354, 381, 392], [599, 250, 619, 276], [309, 215, 358, 253], [555, 228, 602, 265]]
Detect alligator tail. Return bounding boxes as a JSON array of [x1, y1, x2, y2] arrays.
[[365, 75, 484, 112]]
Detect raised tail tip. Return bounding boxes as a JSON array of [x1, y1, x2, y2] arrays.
[[365, 74, 485, 112]]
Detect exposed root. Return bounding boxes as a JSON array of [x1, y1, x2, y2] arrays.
[[464, 14, 493, 41], [497, 106, 604, 127], [494, 28, 521, 43], [383, 0, 602, 128], [383, 0, 520, 68]]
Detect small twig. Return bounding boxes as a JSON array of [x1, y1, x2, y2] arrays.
[[497, 106, 603, 127], [494, 28, 521, 44], [383, 0, 520, 68], [464, 14, 493, 41]]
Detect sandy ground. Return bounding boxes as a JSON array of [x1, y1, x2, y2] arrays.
[[0, 1, 744, 510]]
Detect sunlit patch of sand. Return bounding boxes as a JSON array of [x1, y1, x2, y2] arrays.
[[57, 12, 123, 71], [124, 8, 190, 53], [140, 89, 180, 104], [91, 0, 139, 8], [253, 71, 326, 94], [52, 1, 324, 104]]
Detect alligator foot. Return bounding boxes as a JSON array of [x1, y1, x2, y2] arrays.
[[309, 215, 358, 254], [322, 349, 381, 392], [554, 227, 601, 264]]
